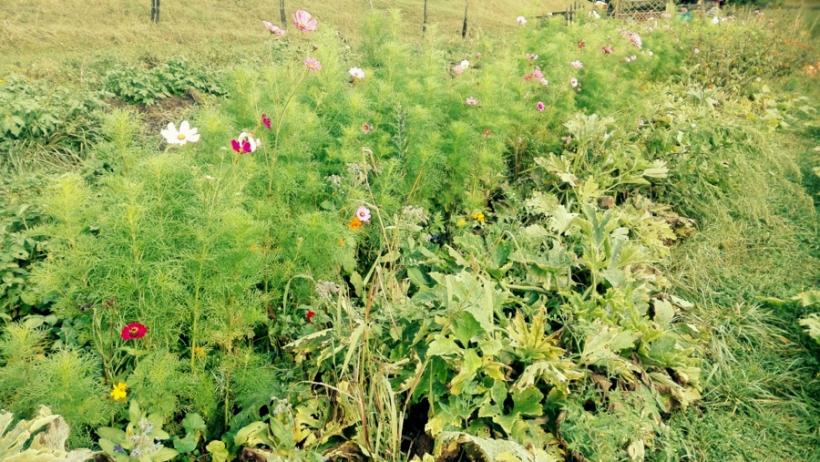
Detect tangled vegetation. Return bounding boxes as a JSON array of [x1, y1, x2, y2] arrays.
[[0, 5, 817, 462]]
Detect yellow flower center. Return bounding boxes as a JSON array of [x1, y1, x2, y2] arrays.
[[177, 133, 187, 140], [129, 326, 140, 335]]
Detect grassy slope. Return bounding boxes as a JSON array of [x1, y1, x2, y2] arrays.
[[0, 0, 565, 75], [658, 66, 820, 459]]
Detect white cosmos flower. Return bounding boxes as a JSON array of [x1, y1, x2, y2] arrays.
[[349, 67, 365, 80], [161, 121, 200, 145], [459, 59, 470, 69], [516, 16, 527, 25]]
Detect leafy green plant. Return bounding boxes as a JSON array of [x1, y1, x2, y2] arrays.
[[104, 59, 225, 105], [97, 401, 177, 462], [0, 78, 103, 168], [0, 406, 94, 462]]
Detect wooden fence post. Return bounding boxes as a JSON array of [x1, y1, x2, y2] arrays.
[[423, 0, 428, 33], [279, 0, 287, 27], [461, 1, 468, 38]]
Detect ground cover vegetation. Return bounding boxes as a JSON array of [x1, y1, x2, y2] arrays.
[[0, 2, 818, 461]]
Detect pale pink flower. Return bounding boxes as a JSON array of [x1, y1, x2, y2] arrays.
[[535, 101, 545, 112], [304, 57, 322, 72], [516, 16, 527, 26], [262, 20, 286, 37], [570, 77, 579, 88], [361, 122, 373, 134], [349, 67, 365, 81], [293, 9, 318, 32], [452, 59, 470, 76], [524, 68, 544, 81], [526, 53, 539, 61], [570, 60, 584, 70], [465, 96, 479, 106], [693, 47, 700, 54], [356, 206, 371, 223], [602, 45, 613, 54], [627, 31, 642, 49]]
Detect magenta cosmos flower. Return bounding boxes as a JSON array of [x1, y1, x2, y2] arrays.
[[262, 20, 286, 37], [231, 132, 261, 154], [261, 113, 272, 129], [304, 57, 321, 72], [356, 206, 371, 223], [535, 101, 546, 112], [121, 322, 147, 341], [292, 10, 318, 32]]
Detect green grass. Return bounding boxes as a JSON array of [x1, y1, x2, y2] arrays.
[[661, 127, 820, 461]]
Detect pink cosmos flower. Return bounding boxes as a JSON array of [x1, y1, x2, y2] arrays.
[[627, 32, 642, 49], [293, 9, 318, 32], [261, 113, 272, 130], [535, 101, 545, 112], [304, 57, 322, 72], [524, 68, 544, 81], [356, 206, 371, 223], [262, 20, 286, 37], [570, 60, 583, 70], [570, 77, 579, 88], [465, 96, 479, 106], [602, 45, 613, 54]]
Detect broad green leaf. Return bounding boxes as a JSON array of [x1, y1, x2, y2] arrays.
[[653, 299, 675, 327], [512, 386, 544, 416]]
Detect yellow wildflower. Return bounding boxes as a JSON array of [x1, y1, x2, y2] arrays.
[[471, 212, 486, 223], [110, 382, 127, 401], [193, 346, 207, 359], [455, 217, 467, 228]]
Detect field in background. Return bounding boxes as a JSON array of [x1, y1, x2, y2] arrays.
[[0, 0, 566, 75]]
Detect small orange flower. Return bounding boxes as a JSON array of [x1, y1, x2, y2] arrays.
[[348, 217, 363, 230]]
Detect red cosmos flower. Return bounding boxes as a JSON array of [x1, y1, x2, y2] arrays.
[[121, 322, 147, 341], [306, 310, 316, 322], [261, 113, 272, 130]]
